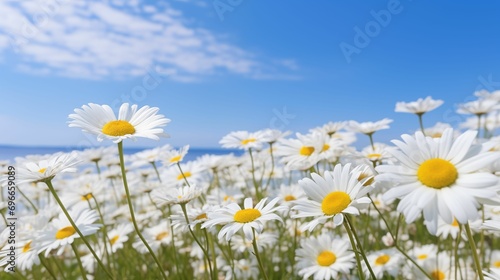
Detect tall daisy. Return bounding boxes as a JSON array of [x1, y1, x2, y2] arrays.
[[69, 102, 171, 279], [292, 163, 373, 232], [348, 118, 393, 149], [376, 128, 500, 235], [295, 233, 355, 279], [9, 152, 80, 185], [68, 103, 170, 143], [219, 130, 265, 150], [395, 96, 444, 133]]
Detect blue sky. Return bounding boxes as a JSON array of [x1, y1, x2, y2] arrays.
[[1, 1, 499, 149]]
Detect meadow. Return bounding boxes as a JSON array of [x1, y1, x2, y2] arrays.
[[2, 95, 500, 280]]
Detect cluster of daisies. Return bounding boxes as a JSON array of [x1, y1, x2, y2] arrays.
[[2, 93, 500, 280]]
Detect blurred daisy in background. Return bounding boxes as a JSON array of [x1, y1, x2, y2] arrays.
[[219, 130, 265, 150], [274, 132, 322, 170], [9, 151, 80, 185], [364, 248, 401, 279]]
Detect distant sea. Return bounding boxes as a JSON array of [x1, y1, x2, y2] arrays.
[[0, 145, 242, 162]]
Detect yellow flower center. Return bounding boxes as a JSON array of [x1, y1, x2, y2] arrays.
[[177, 171, 192, 181], [241, 138, 256, 145], [431, 270, 445, 280], [169, 155, 182, 163], [431, 133, 442, 138], [358, 173, 374, 186], [102, 120, 135, 136], [417, 254, 428, 260], [299, 146, 315, 156], [81, 193, 93, 201], [367, 153, 382, 160], [56, 226, 76, 239], [452, 218, 459, 227], [234, 209, 261, 223], [317, 251, 337, 266], [417, 158, 458, 189], [494, 261, 500, 268], [38, 168, 47, 173], [321, 191, 351, 215], [195, 213, 208, 220], [375, 254, 390, 266], [110, 235, 120, 245], [284, 195, 296, 201], [22, 241, 32, 253], [322, 144, 330, 152], [156, 232, 168, 241], [223, 195, 233, 202]]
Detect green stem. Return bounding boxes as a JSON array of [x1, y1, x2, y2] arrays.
[[167, 205, 183, 279], [205, 229, 218, 279], [417, 113, 425, 135], [93, 160, 101, 177], [252, 228, 269, 280], [18, 186, 39, 214], [465, 222, 485, 280], [176, 162, 191, 187], [227, 240, 237, 280], [117, 142, 167, 280], [71, 242, 88, 280], [38, 254, 57, 280], [367, 133, 375, 151], [179, 203, 214, 280], [369, 198, 432, 279], [477, 114, 483, 138], [248, 148, 262, 200], [151, 161, 162, 183], [343, 218, 366, 280], [264, 143, 275, 191], [90, 195, 113, 271], [44, 180, 113, 279]]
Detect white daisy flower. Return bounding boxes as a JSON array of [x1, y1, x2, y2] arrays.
[[408, 244, 437, 267], [274, 132, 322, 170], [7, 152, 80, 185], [292, 163, 373, 232], [162, 145, 190, 166], [133, 221, 173, 254], [482, 220, 500, 232], [457, 99, 499, 115], [436, 217, 461, 239], [260, 128, 291, 144], [202, 197, 283, 241], [347, 118, 393, 135], [68, 103, 170, 143], [106, 223, 134, 253], [295, 233, 354, 280], [485, 268, 500, 280], [0, 239, 40, 272], [38, 207, 101, 257], [376, 128, 500, 234], [219, 130, 265, 150], [152, 184, 203, 206], [364, 248, 402, 279], [395, 96, 444, 114]]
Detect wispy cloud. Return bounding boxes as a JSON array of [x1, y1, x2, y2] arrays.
[[0, 0, 297, 81]]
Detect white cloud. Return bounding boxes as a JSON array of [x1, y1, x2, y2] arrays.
[[0, 0, 298, 81]]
